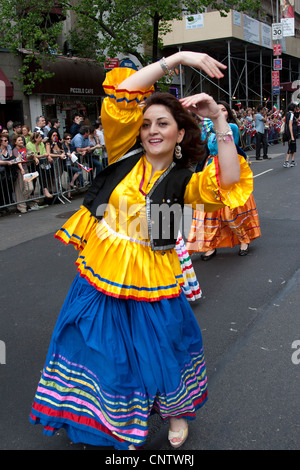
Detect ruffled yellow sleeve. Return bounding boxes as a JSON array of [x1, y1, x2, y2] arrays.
[[101, 67, 154, 164], [54, 206, 97, 253], [184, 154, 253, 212]]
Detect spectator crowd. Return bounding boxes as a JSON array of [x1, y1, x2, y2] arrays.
[[232, 102, 300, 151], [1, 102, 299, 216], [0, 113, 108, 215]]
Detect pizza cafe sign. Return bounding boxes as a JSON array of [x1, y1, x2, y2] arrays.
[[70, 87, 94, 95]]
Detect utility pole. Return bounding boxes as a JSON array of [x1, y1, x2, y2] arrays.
[[276, 0, 280, 109]]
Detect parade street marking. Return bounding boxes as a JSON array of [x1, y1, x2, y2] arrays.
[[253, 169, 274, 178]]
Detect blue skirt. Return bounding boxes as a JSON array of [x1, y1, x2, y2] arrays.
[[30, 274, 207, 449]]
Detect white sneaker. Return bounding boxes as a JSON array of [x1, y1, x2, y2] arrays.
[[283, 162, 290, 168], [290, 161, 296, 167]]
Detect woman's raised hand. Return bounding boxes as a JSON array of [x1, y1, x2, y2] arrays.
[[180, 93, 222, 121], [119, 51, 227, 92], [179, 52, 226, 79]]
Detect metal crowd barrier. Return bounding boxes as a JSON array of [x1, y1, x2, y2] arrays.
[[240, 127, 283, 151], [0, 151, 107, 214]]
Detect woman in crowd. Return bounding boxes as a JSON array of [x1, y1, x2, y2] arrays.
[[27, 131, 53, 199], [22, 125, 32, 144], [45, 128, 65, 157], [244, 108, 254, 149], [11, 135, 36, 213], [30, 52, 252, 450], [0, 133, 14, 209], [0, 128, 12, 148], [187, 100, 261, 259], [45, 128, 71, 197], [62, 132, 84, 197], [88, 126, 103, 176]]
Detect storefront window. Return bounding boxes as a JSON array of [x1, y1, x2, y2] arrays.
[[41, 94, 102, 132]]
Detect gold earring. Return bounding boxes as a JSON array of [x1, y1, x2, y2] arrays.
[[175, 144, 182, 159]]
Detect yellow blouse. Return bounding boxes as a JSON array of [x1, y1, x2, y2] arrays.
[[55, 67, 253, 301]]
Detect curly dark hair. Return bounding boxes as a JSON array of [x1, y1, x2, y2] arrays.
[[142, 92, 205, 168]]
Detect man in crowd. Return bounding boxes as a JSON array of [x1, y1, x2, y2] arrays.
[[70, 112, 84, 137], [71, 126, 102, 181], [43, 118, 52, 138], [33, 116, 48, 143], [255, 105, 270, 160], [12, 121, 26, 145], [50, 118, 63, 143], [70, 125, 91, 156]]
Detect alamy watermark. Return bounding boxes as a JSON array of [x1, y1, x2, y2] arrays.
[[291, 80, 300, 103], [0, 340, 6, 364], [95, 197, 205, 248], [291, 340, 300, 365]]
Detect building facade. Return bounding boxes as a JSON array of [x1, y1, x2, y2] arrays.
[[162, 1, 300, 110], [1, 0, 299, 131]]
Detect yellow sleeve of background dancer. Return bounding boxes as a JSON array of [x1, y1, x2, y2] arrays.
[[184, 154, 253, 212]]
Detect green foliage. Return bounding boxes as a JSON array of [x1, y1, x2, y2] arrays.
[[0, 0, 261, 94], [0, 0, 66, 94]]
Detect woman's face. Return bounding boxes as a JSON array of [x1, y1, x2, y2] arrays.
[[15, 136, 24, 147], [140, 104, 184, 161], [1, 137, 8, 146], [22, 126, 29, 136], [218, 104, 228, 120]]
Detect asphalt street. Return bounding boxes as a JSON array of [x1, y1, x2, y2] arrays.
[[0, 142, 299, 452]]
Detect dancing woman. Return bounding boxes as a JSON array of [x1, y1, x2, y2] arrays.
[[30, 52, 252, 450], [187, 101, 261, 259]]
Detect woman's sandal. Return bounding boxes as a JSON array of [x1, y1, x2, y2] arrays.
[[168, 424, 189, 449]]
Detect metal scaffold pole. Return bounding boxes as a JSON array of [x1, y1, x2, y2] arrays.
[[227, 40, 232, 108]]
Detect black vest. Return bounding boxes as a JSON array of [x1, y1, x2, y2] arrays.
[[83, 145, 193, 251]]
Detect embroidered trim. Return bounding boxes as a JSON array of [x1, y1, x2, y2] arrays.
[[146, 162, 176, 251], [118, 147, 144, 162]]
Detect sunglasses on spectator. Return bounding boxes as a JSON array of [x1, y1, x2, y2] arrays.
[[1, 139, 8, 142]]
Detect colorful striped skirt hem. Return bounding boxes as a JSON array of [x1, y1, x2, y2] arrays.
[[29, 274, 207, 449]]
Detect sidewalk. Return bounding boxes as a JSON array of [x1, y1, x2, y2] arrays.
[[0, 195, 84, 251]]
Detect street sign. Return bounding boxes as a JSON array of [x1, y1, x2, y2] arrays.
[[119, 59, 138, 70], [272, 70, 280, 87], [272, 23, 283, 40], [272, 86, 280, 96], [104, 58, 119, 69], [273, 59, 282, 70], [273, 43, 282, 56]]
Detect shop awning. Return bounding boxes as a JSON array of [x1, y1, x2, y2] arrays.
[[31, 56, 105, 97], [0, 68, 14, 102]]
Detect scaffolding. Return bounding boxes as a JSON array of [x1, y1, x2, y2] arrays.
[[179, 39, 300, 110]]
